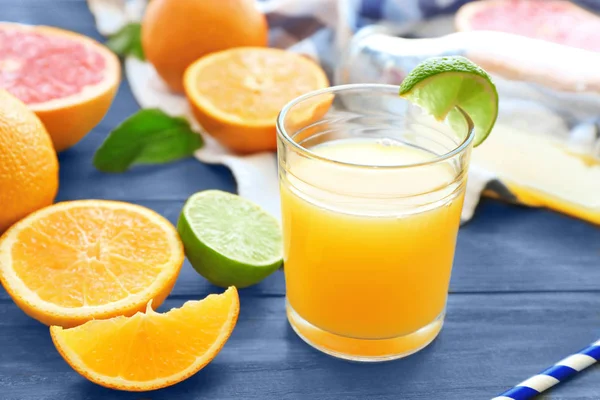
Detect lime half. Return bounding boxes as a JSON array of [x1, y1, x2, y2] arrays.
[[177, 190, 283, 288], [399, 56, 498, 146]]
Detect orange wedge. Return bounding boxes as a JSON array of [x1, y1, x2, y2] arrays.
[[0, 200, 184, 327], [184, 47, 329, 154], [51, 287, 239, 391]]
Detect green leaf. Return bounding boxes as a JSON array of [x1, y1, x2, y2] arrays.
[[93, 109, 204, 173], [106, 23, 145, 60]]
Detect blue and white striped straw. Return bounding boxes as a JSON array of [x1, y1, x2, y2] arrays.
[[492, 339, 600, 400]]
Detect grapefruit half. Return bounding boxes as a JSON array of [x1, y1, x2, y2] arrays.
[[0, 23, 120, 151], [456, 0, 600, 53]]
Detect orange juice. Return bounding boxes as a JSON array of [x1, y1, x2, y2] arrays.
[[281, 138, 466, 357]]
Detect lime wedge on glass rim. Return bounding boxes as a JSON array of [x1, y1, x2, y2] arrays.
[[399, 56, 498, 146], [177, 190, 283, 288]]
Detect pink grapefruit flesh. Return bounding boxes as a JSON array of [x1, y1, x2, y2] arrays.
[[0, 23, 120, 151], [456, 0, 600, 53], [0, 29, 107, 104]]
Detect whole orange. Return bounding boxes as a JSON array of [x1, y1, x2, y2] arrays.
[[142, 0, 268, 93], [0, 90, 58, 233]]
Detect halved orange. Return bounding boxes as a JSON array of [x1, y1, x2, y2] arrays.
[[51, 287, 239, 391], [0, 200, 184, 327], [184, 47, 329, 154]]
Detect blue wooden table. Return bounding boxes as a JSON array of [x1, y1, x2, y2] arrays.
[[2, 1, 600, 399]]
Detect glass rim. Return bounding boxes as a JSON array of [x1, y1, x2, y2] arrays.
[[276, 84, 475, 170]]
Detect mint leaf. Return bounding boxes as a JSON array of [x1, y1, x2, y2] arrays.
[[106, 23, 145, 60], [94, 109, 203, 173]]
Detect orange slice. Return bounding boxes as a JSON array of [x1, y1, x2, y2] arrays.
[[0, 200, 184, 327], [51, 287, 239, 391], [184, 47, 329, 154]]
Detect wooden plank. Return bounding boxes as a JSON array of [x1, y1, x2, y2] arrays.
[[1, 293, 599, 399], [453, 199, 600, 292]]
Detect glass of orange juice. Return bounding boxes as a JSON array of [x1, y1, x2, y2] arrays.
[[276, 84, 474, 362]]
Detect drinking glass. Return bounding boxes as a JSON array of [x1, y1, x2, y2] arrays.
[[276, 84, 474, 361]]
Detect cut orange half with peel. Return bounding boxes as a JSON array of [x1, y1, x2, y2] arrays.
[[184, 47, 329, 154], [0, 22, 120, 151], [0, 200, 184, 327], [51, 287, 239, 391]]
